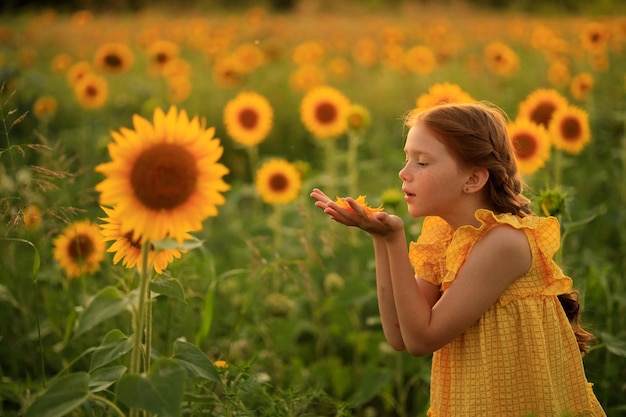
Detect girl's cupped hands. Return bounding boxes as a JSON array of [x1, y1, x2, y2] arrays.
[[310, 188, 404, 237]]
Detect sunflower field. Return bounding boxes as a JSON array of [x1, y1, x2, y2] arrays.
[[1, 1, 625, 416]]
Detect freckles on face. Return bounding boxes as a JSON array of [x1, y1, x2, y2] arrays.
[[401, 122, 468, 217]]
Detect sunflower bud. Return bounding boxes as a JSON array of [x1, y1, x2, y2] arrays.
[[323, 272, 345, 294], [346, 103, 371, 133], [536, 187, 568, 217], [263, 292, 295, 317]]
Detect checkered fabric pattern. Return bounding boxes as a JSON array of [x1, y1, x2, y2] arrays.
[[408, 209, 606, 417]]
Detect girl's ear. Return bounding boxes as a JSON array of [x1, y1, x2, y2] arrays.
[[464, 167, 489, 193]]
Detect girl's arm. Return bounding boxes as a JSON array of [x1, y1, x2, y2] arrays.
[[311, 189, 442, 350], [383, 224, 531, 356], [311, 189, 531, 356]]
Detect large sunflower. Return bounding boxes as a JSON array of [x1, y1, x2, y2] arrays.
[[548, 105, 591, 155], [300, 86, 350, 139], [255, 159, 302, 205], [224, 91, 273, 147], [74, 73, 108, 109], [517, 88, 568, 129], [99, 206, 186, 274], [94, 42, 134, 74], [483, 41, 520, 77], [507, 118, 551, 175], [95, 106, 230, 243], [53, 220, 105, 279]]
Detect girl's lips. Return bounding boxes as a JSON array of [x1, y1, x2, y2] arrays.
[[403, 189, 415, 201]]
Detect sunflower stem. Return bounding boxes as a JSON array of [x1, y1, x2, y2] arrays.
[[551, 147, 563, 188], [129, 241, 152, 417], [347, 131, 360, 198], [271, 204, 284, 249], [321, 139, 338, 196], [246, 145, 259, 183]]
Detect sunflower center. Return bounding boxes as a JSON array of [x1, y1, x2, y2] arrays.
[[530, 102, 556, 128], [86, 85, 98, 98], [239, 108, 259, 130], [131, 143, 198, 210], [315, 101, 337, 125], [514, 133, 537, 159], [560, 117, 581, 142], [269, 173, 288, 192], [104, 54, 122, 68], [156, 53, 168, 64], [69, 234, 94, 260]]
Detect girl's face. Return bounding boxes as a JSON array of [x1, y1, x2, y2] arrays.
[[399, 121, 472, 219]]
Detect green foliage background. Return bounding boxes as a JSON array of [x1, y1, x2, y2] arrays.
[[1, 1, 625, 416]]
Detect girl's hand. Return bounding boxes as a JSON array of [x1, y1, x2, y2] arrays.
[[310, 188, 404, 237]]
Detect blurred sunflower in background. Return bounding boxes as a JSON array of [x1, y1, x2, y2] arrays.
[[517, 88, 568, 129], [548, 105, 591, 155], [94, 42, 134, 73], [570, 72, 594, 101], [507, 118, 551, 175], [300, 86, 350, 139], [66, 60, 92, 86], [99, 206, 187, 274], [255, 159, 302, 204], [345, 103, 371, 133], [95, 106, 230, 243], [414, 82, 474, 114], [580, 21, 611, 54], [224, 91, 273, 147], [32, 95, 58, 120], [483, 41, 520, 77], [74, 73, 108, 109], [404, 45, 437, 75], [146, 39, 180, 76], [53, 220, 105, 279]]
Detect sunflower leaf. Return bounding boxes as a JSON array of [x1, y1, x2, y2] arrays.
[[89, 329, 133, 372], [74, 287, 130, 339], [25, 372, 90, 417], [152, 237, 204, 251], [150, 276, 186, 302], [116, 358, 185, 417]]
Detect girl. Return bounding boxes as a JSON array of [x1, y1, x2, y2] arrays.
[[310, 102, 605, 416]]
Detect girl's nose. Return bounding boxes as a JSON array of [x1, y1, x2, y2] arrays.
[[398, 164, 409, 181]]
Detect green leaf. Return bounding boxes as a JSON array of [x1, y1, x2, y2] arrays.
[[601, 332, 626, 358], [194, 282, 215, 345], [152, 236, 204, 251], [75, 286, 130, 338], [25, 372, 89, 417], [89, 365, 127, 392], [90, 329, 134, 372], [348, 367, 394, 407], [171, 339, 219, 382], [150, 276, 186, 302], [1, 238, 41, 282], [0, 284, 20, 309], [116, 358, 185, 417]]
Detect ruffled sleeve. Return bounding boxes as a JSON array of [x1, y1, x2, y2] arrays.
[[408, 216, 453, 286], [441, 209, 572, 303]]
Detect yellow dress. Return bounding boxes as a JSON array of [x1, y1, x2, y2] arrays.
[[408, 209, 606, 417]]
